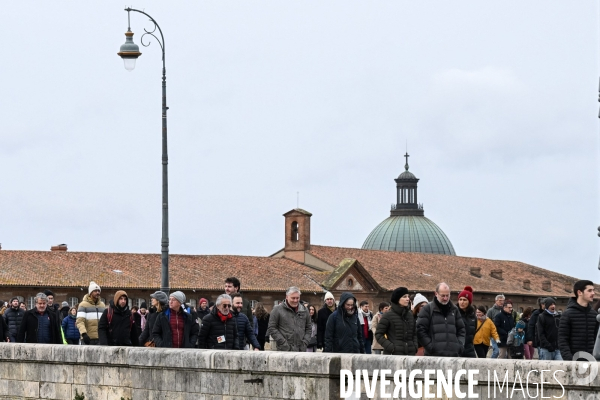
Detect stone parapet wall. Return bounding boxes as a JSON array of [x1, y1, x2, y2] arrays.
[[0, 344, 597, 399]]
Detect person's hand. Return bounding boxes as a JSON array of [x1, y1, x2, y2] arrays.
[[254, 348, 260, 351], [5, 338, 9, 342], [82, 333, 91, 345]]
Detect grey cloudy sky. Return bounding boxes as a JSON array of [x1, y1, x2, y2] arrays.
[[1, 1, 599, 283]]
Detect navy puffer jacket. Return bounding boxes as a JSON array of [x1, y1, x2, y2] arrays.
[[62, 314, 80, 340]]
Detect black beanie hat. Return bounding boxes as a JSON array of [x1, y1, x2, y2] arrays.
[[544, 297, 556, 309], [140, 302, 147, 309], [43, 289, 54, 297], [391, 287, 409, 304]]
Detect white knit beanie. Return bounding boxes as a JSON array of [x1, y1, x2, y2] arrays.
[[324, 292, 335, 300], [412, 293, 428, 309], [88, 281, 101, 295]]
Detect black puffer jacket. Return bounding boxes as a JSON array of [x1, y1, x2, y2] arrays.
[[197, 307, 239, 350], [317, 304, 335, 348], [558, 298, 599, 361], [375, 302, 417, 355], [152, 307, 200, 348], [98, 301, 140, 346], [416, 299, 465, 357], [324, 292, 364, 354], [536, 311, 560, 352], [139, 307, 160, 344], [494, 310, 514, 347], [459, 306, 476, 358], [4, 307, 24, 341]]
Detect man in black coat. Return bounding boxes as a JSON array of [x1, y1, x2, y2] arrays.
[[537, 297, 562, 360], [493, 301, 515, 359], [153, 291, 199, 348], [526, 298, 545, 351], [416, 282, 466, 357], [98, 290, 140, 346], [4, 297, 24, 343], [324, 292, 364, 353], [198, 294, 239, 350], [558, 280, 599, 361], [317, 292, 336, 350], [17, 293, 62, 344]]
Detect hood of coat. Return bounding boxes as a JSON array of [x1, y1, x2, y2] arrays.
[[339, 292, 357, 316], [390, 302, 410, 317], [566, 297, 592, 312]]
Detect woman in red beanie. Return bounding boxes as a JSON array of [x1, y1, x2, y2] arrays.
[[457, 286, 476, 358]]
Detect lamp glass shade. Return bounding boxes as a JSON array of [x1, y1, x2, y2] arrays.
[[123, 58, 136, 71]]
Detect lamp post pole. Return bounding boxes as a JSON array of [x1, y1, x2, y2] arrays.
[[118, 8, 170, 294]]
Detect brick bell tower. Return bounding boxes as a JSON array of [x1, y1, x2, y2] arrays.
[[283, 208, 312, 263]]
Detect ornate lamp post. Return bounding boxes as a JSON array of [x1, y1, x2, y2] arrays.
[[118, 8, 170, 294]]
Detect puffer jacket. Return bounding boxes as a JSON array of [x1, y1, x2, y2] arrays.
[[153, 307, 199, 348], [558, 298, 599, 361], [61, 314, 80, 340], [76, 294, 106, 340], [197, 307, 239, 350], [4, 307, 24, 342], [536, 310, 560, 352], [494, 310, 514, 347], [266, 300, 312, 352], [459, 305, 476, 358], [526, 309, 542, 347], [233, 310, 260, 349], [416, 299, 465, 357], [375, 302, 417, 356], [17, 309, 62, 344], [324, 292, 365, 354]]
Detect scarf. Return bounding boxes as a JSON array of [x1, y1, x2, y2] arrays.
[[217, 310, 233, 323], [434, 297, 452, 316], [545, 309, 557, 316]]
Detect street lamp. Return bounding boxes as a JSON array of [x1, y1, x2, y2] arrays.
[[118, 8, 170, 294]]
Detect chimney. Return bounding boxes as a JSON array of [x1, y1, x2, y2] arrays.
[[469, 267, 482, 277], [542, 280, 552, 292], [490, 269, 503, 280], [522, 279, 531, 290], [51, 244, 68, 252]]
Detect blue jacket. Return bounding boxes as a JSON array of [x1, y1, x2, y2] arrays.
[[324, 292, 365, 354], [234, 311, 261, 349], [62, 314, 80, 340]]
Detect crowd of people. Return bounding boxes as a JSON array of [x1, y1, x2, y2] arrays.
[[1, 277, 599, 363]]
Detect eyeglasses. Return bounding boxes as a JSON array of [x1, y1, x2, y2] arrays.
[[221, 304, 231, 308]]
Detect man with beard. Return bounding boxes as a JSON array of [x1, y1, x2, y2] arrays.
[[317, 292, 336, 350], [4, 297, 24, 343], [416, 282, 465, 357], [197, 298, 210, 321], [76, 281, 106, 345], [232, 294, 260, 350], [98, 290, 140, 346], [537, 297, 562, 360], [324, 292, 364, 354]]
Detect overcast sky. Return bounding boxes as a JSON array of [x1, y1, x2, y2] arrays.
[[1, 1, 599, 283]]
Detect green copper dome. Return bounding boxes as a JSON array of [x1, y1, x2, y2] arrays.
[[362, 215, 456, 255], [362, 152, 456, 255]]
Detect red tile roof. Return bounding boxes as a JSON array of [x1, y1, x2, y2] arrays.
[[0, 251, 323, 292], [306, 245, 592, 297]]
